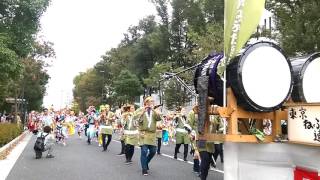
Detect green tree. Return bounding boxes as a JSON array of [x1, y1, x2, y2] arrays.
[[70, 101, 80, 114], [161, 1, 223, 108], [0, 0, 51, 57], [188, 23, 224, 60], [0, 34, 21, 107], [143, 62, 172, 88], [73, 69, 103, 112], [113, 70, 143, 104], [267, 0, 320, 55], [200, 0, 224, 23], [0, 0, 52, 111], [73, 0, 226, 109], [20, 58, 50, 111], [163, 80, 191, 110], [19, 39, 55, 111], [151, 0, 171, 61], [127, 16, 166, 78], [170, 0, 207, 67]]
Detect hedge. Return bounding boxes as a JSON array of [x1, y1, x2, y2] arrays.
[[0, 123, 23, 147]]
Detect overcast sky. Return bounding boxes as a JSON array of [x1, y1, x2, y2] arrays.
[[41, 0, 157, 109]]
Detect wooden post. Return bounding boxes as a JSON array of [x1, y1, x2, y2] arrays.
[[227, 88, 238, 135], [202, 88, 288, 143], [272, 109, 287, 138]]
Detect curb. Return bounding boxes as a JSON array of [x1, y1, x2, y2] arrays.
[[0, 131, 29, 160]]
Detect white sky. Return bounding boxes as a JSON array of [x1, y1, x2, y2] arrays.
[[41, 0, 157, 109]]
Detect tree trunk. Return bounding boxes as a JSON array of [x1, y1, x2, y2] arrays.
[[14, 88, 18, 124]]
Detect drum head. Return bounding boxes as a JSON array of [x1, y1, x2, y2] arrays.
[[303, 56, 320, 102], [239, 42, 292, 111]]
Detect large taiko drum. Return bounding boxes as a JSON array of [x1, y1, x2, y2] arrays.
[[226, 42, 293, 112], [291, 52, 320, 103], [194, 53, 224, 106]]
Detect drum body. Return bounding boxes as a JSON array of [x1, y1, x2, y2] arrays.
[[291, 53, 320, 103], [227, 42, 293, 112], [194, 53, 224, 106]]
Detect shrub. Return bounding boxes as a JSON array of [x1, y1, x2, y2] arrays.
[[0, 123, 23, 147]]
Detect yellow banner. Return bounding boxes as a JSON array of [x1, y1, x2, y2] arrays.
[[218, 0, 266, 76]]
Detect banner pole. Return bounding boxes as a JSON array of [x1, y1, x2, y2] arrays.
[[223, 57, 227, 135]]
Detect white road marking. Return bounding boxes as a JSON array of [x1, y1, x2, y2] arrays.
[[112, 139, 224, 174]]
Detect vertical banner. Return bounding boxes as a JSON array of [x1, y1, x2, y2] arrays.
[[218, 0, 266, 76]]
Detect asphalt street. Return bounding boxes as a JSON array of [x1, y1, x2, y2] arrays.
[[7, 134, 223, 180]]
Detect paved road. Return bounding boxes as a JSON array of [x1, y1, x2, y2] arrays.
[[7, 134, 224, 180]]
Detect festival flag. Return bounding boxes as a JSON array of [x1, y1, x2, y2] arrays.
[[217, 0, 266, 76]]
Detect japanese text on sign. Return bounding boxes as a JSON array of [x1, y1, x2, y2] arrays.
[[288, 106, 320, 144]]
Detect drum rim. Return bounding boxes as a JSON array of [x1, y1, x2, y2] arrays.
[[237, 41, 293, 111], [299, 52, 320, 102]]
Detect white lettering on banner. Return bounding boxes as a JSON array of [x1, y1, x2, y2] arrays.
[[288, 105, 320, 145]]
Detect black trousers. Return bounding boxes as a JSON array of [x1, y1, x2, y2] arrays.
[[120, 140, 125, 154], [102, 134, 112, 150], [193, 159, 200, 173], [200, 151, 213, 180], [157, 138, 161, 154], [125, 144, 135, 161], [174, 144, 188, 159], [84, 127, 88, 136], [213, 143, 224, 163]]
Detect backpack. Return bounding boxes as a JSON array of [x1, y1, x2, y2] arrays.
[[34, 133, 48, 152]]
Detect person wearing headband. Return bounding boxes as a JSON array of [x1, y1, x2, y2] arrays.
[[136, 96, 161, 176], [122, 104, 138, 164], [173, 106, 190, 162], [100, 104, 115, 151], [188, 105, 200, 175]]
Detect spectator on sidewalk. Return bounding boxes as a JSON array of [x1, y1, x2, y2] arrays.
[[35, 126, 55, 159], [0, 113, 5, 123]]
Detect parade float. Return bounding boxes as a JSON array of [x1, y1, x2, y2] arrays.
[[195, 0, 320, 179]]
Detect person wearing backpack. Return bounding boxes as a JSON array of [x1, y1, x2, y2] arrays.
[[34, 126, 55, 159]]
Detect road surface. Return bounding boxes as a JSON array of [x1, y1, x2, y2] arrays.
[[7, 134, 223, 180]]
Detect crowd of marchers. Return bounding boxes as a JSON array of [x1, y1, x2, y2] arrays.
[[28, 96, 224, 180]]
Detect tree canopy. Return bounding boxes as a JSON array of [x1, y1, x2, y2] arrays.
[[0, 0, 53, 111], [73, 0, 224, 110], [267, 0, 320, 56], [74, 0, 319, 110]]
